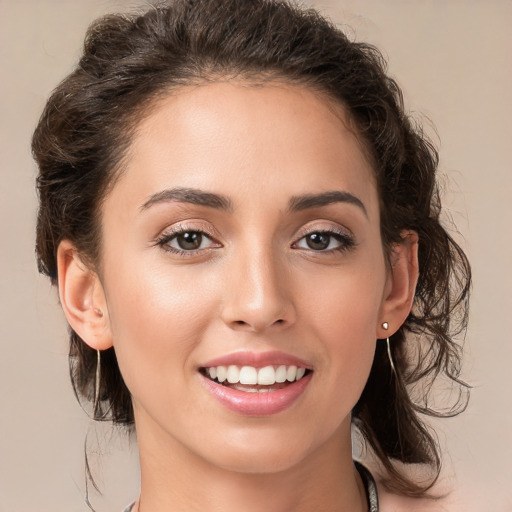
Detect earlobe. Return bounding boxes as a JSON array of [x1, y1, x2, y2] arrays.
[[56, 240, 113, 350], [377, 231, 419, 338]]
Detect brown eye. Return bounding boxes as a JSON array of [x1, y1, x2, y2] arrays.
[[305, 233, 330, 250], [158, 229, 219, 253], [176, 231, 203, 250], [294, 230, 355, 253]]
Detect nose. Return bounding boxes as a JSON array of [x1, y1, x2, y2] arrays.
[[220, 247, 296, 333]]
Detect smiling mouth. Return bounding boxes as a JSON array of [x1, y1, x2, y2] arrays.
[[200, 364, 312, 393]]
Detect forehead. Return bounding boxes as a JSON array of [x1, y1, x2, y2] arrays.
[[108, 82, 378, 215]]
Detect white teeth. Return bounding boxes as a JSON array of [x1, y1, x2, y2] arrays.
[[257, 365, 276, 385], [275, 365, 287, 383], [216, 366, 227, 383], [227, 365, 240, 384], [286, 365, 297, 382], [239, 366, 258, 385], [205, 364, 309, 386]]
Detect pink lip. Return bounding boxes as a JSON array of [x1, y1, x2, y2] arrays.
[[200, 372, 313, 416], [201, 350, 312, 369]]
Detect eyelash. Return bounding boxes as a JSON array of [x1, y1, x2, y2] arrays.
[[155, 225, 220, 256], [155, 226, 356, 256], [292, 228, 356, 254]]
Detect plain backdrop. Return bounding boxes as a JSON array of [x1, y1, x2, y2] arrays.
[[0, 1, 511, 511]]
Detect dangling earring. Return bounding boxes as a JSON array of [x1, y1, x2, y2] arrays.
[[94, 349, 101, 415], [91, 306, 104, 416], [382, 322, 397, 375]]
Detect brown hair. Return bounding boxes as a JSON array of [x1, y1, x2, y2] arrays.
[[33, 0, 470, 497]]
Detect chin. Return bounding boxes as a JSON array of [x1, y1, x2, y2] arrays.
[[213, 448, 309, 475], [196, 425, 329, 476]]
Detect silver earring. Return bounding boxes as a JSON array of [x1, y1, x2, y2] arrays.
[[94, 349, 101, 414], [381, 322, 396, 375]]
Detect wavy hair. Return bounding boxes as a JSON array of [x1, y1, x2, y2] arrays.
[[33, 0, 470, 496]]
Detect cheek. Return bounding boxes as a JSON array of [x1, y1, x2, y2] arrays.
[[101, 257, 220, 400], [300, 257, 385, 398], [316, 297, 378, 387]]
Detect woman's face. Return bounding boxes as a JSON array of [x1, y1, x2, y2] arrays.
[[98, 82, 392, 473]]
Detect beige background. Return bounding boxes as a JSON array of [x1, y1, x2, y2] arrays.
[[0, 1, 511, 511]]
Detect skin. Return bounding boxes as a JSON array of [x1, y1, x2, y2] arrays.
[[57, 82, 419, 512]]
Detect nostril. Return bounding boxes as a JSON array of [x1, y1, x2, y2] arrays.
[[228, 318, 288, 332], [243, 318, 284, 325]]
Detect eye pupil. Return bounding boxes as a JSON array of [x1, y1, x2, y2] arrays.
[[306, 233, 330, 250], [177, 232, 202, 250]]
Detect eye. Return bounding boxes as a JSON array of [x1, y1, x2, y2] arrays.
[[157, 228, 220, 254], [171, 231, 207, 250], [294, 231, 354, 252]]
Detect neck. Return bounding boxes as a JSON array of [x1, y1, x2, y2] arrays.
[[133, 412, 367, 512]]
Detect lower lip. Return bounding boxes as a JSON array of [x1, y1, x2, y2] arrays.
[[200, 373, 312, 416]]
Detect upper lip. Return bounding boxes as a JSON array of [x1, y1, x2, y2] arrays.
[[201, 350, 312, 369]]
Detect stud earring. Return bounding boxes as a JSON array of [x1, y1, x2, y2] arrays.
[[381, 322, 396, 375], [93, 307, 103, 317]]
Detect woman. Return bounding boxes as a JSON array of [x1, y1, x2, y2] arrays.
[[32, 0, 470, 510]]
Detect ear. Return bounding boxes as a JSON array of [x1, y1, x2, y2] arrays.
[[56, 240, 113, 350], [377, 231, 419, 338]]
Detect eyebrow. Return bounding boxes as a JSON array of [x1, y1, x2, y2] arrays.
[[288, 190, 367, 217], [140, 187, 366, 217], [140, 187, 233, 212]]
